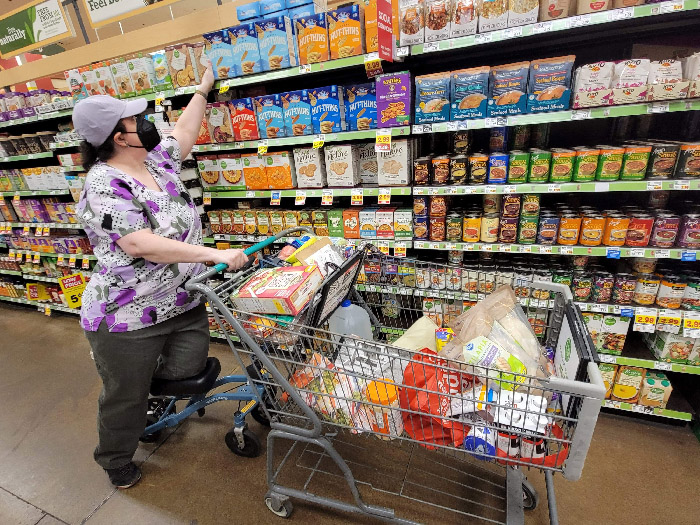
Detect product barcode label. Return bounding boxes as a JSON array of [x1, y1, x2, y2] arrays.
[[598, 354, 616, 364], [423, 42, 440, 52]]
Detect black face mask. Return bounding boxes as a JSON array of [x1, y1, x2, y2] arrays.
[[124, 115, 161, 152]]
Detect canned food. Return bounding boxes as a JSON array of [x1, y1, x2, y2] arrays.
[[481, 213, 499, 243], [518, 215, 539, 244], [501, 194, 521, 218], [415, 262, 431, 288], [650, 213, 680, 248], [448, 250, 463, 265], [572, 271, 593, 301], [613, 273, 636, 305], [446, 213, 463, 241], [558, 215, 582, 245], [453, 130, 471, 154], [468, 153, 488, 184], [507, 151, 529, 184], [550, 149, 575, 183], [592, 272, 615, 303], [431, 265, 447, 289], [580, 215, 605, 246], [646, 144, 679, 179], [489, 127, 508, 152], [595, 146, 624, 181], [603, 215, 630, 247], [429, 195, 448, 216], [633, 273, 661, 306], [552, 269, 573, 288], [572, 148, 600, 182], [676, 143, 700, 178], [446, 266, 462, 290], [413, 215, 429, 239], [678, 214, 700, 249], [537, 215, 560, 245], [429, 216, 446, 241], [463, 214, 481, 242], [413, 196, 428, 216], [572, 255, 589, 269], [656, 274, 686, 309], [682, 274, 700, 310], [483, 194, 501, 214], [478, 262, 497, 293], [632, 257, 657, 274], [521, 194, 540, 216], [511, 125, 530, 150], [413, 157, 431, 185], [488, 153, 508, 184], [498, 217, 518, 243], [625, 214, 655, 247], [528, 150, 551, 183], [432, 156, 451, 185], [450, 155, 469, 185], [620, 146, 652, 181]]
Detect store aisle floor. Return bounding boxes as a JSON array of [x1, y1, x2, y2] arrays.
[[1, 305, 699, 525]]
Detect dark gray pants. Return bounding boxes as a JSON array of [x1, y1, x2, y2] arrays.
[[85, 303, 209, 470]]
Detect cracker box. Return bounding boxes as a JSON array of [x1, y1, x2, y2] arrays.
[[237, 1, 261, 20], [377, 139, 411, 186], [325, 144, 360, 187], [108, 59, 137, 98], [254, 94, 286, 139], [508, 0, 539, 27], [327, 5, 365, 60], [487, 62, 529, 117], [344, 83, 377, 131], [376, 72, 412, 128], [79, 65, 100, 96], [206, 103, 235, 143], [450, 0, 477, 38], [610, 366, 644, 404], [150, 51, 174, 91], [261, 0, 287, 16], [228, 24, 262, 76], [527, 56, 574, 113], [357, 143, 378, 185], [359, 207, 378, 239], [424, 0, 451, 42], [296, 13, 330, 65], [92, 61, 118, 97], [218, 155, 245, 187], [197, 155, 221, 188], [363, 0, 378, 52], [376, 207, 396, 239], [229, 98, 260, 141], [255, 16, 297, 71], [281, 90, 312, 136], [450, 67, 490, 120], [190, 42, 208, 85], [165, 44, 195, 89], [293, 147, 327, 188], [203, 30, 235, 80], [263, 151, 297, 189], [414, 73, 451, 124], [289, 4, 317, 19], [639, 371, 673, 409], [327, 208, 344, 237], [242, 153, 270, 190], [394, 208, 413, 239], [399, 0, 425, 46], [309, 85, 345, 134]]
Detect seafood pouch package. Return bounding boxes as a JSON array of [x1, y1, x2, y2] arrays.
[[487, 62, 529, 117], [450, 66, 490, 120], [611, 59, 650, 105], [572, 61, 614, 108], [255, 16, 298, 71], [203, 30, 235, 80], [450, 0, 477, 38], [424, 0, 451, 42], [647, 58, 688, 101], [526, 56, 575, 113], [399, 0, 425, 46], [414, 73, 451, 124]]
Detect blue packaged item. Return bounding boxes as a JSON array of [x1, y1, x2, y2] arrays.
[[262, 9, 289, 18], [281, 90, 312, 136], [260, 0, 286, 15], [527, 56, 575, 113], [309, 85, 345, 134], [237, 1, 261, 20], [203, 30, 235, 80], [286, 0, 313, 7], [255, 16, 297, 71], [414, 73, 451, 124], [450, 66, 490, 121], [288, 4, 315, 19], [228, 24, 262, 76], [344, 84, 377, 131], [487, 61, 529, 117], [254, 94, 286, 138], [487, 153, 509, 184]]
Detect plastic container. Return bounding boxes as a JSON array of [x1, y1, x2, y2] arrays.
[[365, 379, 403, 439], [328, 299, 373, 341]]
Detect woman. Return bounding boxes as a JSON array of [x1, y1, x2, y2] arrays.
[[73, 62, 247, 489]]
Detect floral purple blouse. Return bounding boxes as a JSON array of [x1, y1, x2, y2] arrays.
[[77, 136, 203, 332]]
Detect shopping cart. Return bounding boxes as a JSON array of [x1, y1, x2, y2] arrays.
[[187, 235, 605, 525]]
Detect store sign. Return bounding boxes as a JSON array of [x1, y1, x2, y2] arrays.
[[58, 273, 87, 309], [81, 0, 180, 29], [376, 0, 394, 62], [0, 0, 72, 58]]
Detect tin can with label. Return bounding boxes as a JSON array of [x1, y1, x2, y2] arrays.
[[413, 215, 429, 240], [431, 265, 447, 290], [625, 214, 655, 247], [448, 250, 463, 265], [531, 123, 550, 149], [511, 125, 531, 150], [613, 273, 636, 305], [678, 213, 700, 248], [468, 153, 488, 185], [558, 214, 582, 245], [521, 194, 540, 217], [429, 216, 446, 241], [537, 214, 560, 245], [650, 213, 680, 248], [592, 271, 615, 303], [507, 150, 529, 184], [682, 274, 700, 311], [518, 215, 539, 244], [580, 214, 605, 246], [603, 215, 630, 247], [656, 274, 686, 309], [463, 214, 482, 242], [501, 194, 521, 218], [676, 143, 700, 178], [449, 155, 469, 185], [413, 157, 432, 185], [483, 194, 501, 214], [550, 149, 575, 183], [413, 196, 428, 216], [572, 271, 593, 301], [620, 145, 652, 181], [432, 156, 451, 185], [446, 213, 463, 241], [633, 273, 661, 306], [572, 148, 600, 182], [481, 213, 499, 243], [499, 217, 518, 243], [595, 146, 624, 181], [528, 149, 551, 183], [488, 153, 508, 184], [429, 195, 448, 216], [632, 257, 657, 274], [453, 130, 471, 154], [646, 143, 680, 179]]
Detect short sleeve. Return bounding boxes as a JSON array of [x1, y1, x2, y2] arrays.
[[147, 136, 182, 175], [78, 174, 149, 241]]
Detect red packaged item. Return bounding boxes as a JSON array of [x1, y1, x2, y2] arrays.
[[229, 98, 260, 142]]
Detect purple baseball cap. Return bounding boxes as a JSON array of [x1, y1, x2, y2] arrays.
[[72, 95, 148, 147]]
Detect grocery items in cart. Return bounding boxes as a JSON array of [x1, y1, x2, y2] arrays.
[[328, 299, 373, 340]]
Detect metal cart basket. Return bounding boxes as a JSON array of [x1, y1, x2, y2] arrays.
[[187, 235, 605, 525]]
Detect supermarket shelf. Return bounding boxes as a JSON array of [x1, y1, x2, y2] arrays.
[[0, 109, 73, 129], [49, 141, 81, 149], [411, 1, 699, 55], [59, 165, 85, 172], [205, 235, 413, 249], [0, 152, 54, 163], [191, 127, 410, 152], [4, 222, 83, 230], [22, 274, 60, 283], [601, 399, 692, 421], [209, 187, 413, 198], [0, 190, 71, 197], [413, 179, 700, 195], [11, 250, 96, 261], [0, 269, 21, 276], [0, 295, 79, 315], [598, 334, 700, 375]]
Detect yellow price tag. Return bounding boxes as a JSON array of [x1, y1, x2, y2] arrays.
[[203, 192, 212, 206], [155, 94, 165, 106], [377, 189, 391, 205], [394, 243, 407, 258], [312, 134, 325, 149], [295, 190, 307, 206], [69, 255, 77, 267], [44, 305, 51, 316], [35, 227, 42, 236], [23, 226, 30, 234], [363, 52, 383, 78], [375, 129, 392, 153], [41, 226, 50, 237], [57, 255, 65, 265], [683, 316, 700, 330], [82, 257, 91, 269], [321, 189, 333, 206], [8, 250, 15, 260], [351, 188, 364, 206], [218, 83, 230, 94], [58, 273, 87, 309], [257, 140, 268, 155], [377, 241, 390, 255], [32, 254, 40, 264], [634, 308, 657, 333], [13, 193, 20, 202]]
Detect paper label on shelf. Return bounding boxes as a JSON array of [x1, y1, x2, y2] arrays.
[[682, 312, 700, 338], [423, 41, 440, 52], [673, 181, 690, 190], [503, 27, 523, 39], [393, 242, 407, 258], [270, 191, 281, 206], [484, 117, 506, 127], [501, 185, 516, 194], [375, 129, 392, 153], [378, 189, 391, 205], [560, 246, 574, 255], [376, 241, 390, 255], [498, 244, 510, 252], [629, 248, 646, 257], [321, 189, 333, 206], [312, 134, 325, 149], [647, 101, 670, 114], [430, 242, 441, 250], [661, 2, 684, 14], [257, 140, 269, 155], [632, 404, 654, 414], [412, 125, 424, 135], [634, 307, 657, 333], [43, 306, 51, 316], [364, 52, 383, 78], [57, 255, 65, 265], [656, 309, 681, 334], [351, 188, 364, 206], [532, 22, 553, 34], [69, 256, 76, 267], [681, 251, 696, 262], [653, 361, 673, 371], [41, 227, 50, 237], [82, 257, 90, 270], [13, 194, 21, 202], [203, 192, 211, 206], [570, 14, 592, 27], [570, 109, 591, 120], [485, 186, 498, 194], [606, 248, 621, 259], [590, 304, 608, 313], [654, 250, 670, 258], [395, 46, 409, 58], [475, 33, 492, 44], [608, 7, 634, 20], [23, 226, 30, 234], [598, 354, 616, 364], [548, 184, 561, 192], [298, 64, 311, 74], [294, 190, 306, 206]]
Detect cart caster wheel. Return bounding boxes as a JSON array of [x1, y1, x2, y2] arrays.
[[265, 496, 293, 518], [250, 403, 271, 427], [225, 427, 261, 457], [139, 426, 162, 443], [522, 479, 539, 511], [197, 408, 206, 417]]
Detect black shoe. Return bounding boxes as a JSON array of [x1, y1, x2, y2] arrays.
[[106, 462, 142, 489]]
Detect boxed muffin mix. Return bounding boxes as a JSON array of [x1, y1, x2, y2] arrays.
[[414, 73, 451, 124], [377, 139, 412, 186], [487, 62, 529, 117], [376, 72, 412, 128], [229, 98, 260, 141], [229, 24, 263, 76], [203, 30, 235, 80], [296, 13, 330, 65], [254, 94, 286, 139], [325, 144, 360, 186], [198, 155, 221, 188], [293, 147, 327, 188], [526, 56, 575, 113], [344, 83, 377, 131], [218, 155, 245, 187], [327, 5, 365, 59], [255, 16, 298, 71], [450, 67, 490, 120], [309, 85, 345, 134], [281, 90, 313, 136]]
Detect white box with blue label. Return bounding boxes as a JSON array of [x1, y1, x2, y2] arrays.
[[237, 2, 261, 21], [255, 16, 297, 71], [260, 0, 286, 16]]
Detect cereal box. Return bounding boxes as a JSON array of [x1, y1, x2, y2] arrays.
[[328, 209, 344, 237], [296, 13, 330, 65], [343, 208, 360, 238], [450, 0, 477, 38], [487, 62, 529, 117], [92, 61, 118, 97], [450, 67, 490, 120], [197, 155, 221, 188], [165, 44, 195, 89], [254, 94, 286, 139], [359, 207, 378, 239], [611, 366, 644, 404], [527, 56, 574, 113], [363, 0, 378, 52], [424, 0, 451, 42], [327, 5, 364, 60], [309, 85, 345, 134], [281, 90, 312, 136], [399, 0, 424, 46], [263, 151, 297, 189], [203, 30, 235, 80], [229, 98, 260, 141], [344, 83, 377, 131], [255, 16, 297, 71], [190, 42, 208, 84], [293, 147, 327, 188], [378, 139, 411, 186], [376, 207, 395, 239], [394, 208, 413, 239], [480, 0, 508, 33], [357, 143, 378, 185], [325, 144, 360, 187], [242, 153, 269, 190], [508, 0, 539, 27], [150, 51, 173, 91], [414, 73, 451, 124], [228, 24, 263, 76], [206, 103, 235, 143], [219, 155, 245, 187], [376, 72, 412, 128]]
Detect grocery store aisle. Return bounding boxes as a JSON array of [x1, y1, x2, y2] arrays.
[[1, 304, 699, 525]]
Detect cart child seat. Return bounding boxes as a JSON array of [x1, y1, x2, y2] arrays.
[[150, 357, 221, 396]]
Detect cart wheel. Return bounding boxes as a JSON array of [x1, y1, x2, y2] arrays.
[[250, 403, 271, 427], [140, 398, 168, 443], [265, 496, 293, 518], [197, 408, 206, 417], [225, 427, 261, 457], [522, 479, 539, 511], [139, 416, 162, 443]]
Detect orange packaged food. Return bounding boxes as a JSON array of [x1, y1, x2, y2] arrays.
[[343, 208, 360, 239], [327, 5, 365, 60], [263, 152, 297, 190], [363, 0, 378, 53], [220, 210, 234, 234], [580, 215, 605, 247], [603, 215, 630, 247], [242, 153, 269, 190], [296, 13, 329, 65]]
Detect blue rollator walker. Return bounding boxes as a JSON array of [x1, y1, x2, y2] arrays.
[[139, 232, 290, 457]]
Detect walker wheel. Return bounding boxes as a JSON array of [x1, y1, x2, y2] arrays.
[[197, 408, 206, 417], [225, 427, 261, 457], [522, 478, 539, 511], [265, 496, 293, 518], [250, 403, 271, 427]]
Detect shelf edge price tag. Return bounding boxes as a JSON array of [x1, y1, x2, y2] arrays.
[[656, 309, 681, 334], [298, 64, 311, 74], [57, 255, 64, 266], [423, 41, 439, 52], [44, 305, 51, 316], [351, 188, 364, 206], [598, 354, 616, 364], [321, 189, 333, 206], [69, 255, 77, 267], [32, 253, 40, 264], [375, 129, 392, 153], [218, 81, 231, 94], [681, 251, 696, 262], [294, 190, 306, 206], [203, 192, 212, 206], [82, 257, 90, 270], [606, 248, 621, 259], [682, 312, 700, 338], [257, 140, 269, 155], [376, 241, 390, 255], [270, 190, 281, 206], [363, 52, 383, 78], [560, 246, 574, 255], [41, 226, 50, 237], [312, 134, 325, 149], [629, 248, 646, 257], [634, 307, 657, 333], [378, 188, 391, 205], [653, 361, 673, 371], [23, 226, 30, 234]]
